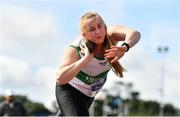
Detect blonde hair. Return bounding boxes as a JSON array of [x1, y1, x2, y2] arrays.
[[80, 12, 126, 77]]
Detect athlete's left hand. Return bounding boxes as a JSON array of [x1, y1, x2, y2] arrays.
[[104, 46, 126, 63]]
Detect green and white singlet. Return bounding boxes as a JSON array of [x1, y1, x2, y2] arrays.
[[69, 38, 111, 97]]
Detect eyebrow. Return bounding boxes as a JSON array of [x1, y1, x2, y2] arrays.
[[98, 22, 103, 26], [88, 22, 103, 29], [86, 19, 103, 31]]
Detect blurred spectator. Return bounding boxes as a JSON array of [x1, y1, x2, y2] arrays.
[[0, 89, 27, 116]]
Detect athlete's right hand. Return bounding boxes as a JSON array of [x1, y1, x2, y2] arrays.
[[80, 41, 93, 60]]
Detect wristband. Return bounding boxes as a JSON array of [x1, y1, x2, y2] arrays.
[[121, 42, 130, 52]]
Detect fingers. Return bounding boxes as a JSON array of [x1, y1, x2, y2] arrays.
[[104, 46, 118, 59], [111, 56, 119, 63], [104, 52, 116, 58], [81, 40, 89, 50], [80, 41, 91, 56], [104, 46, 125, 62], [80, 43, 85, 55]]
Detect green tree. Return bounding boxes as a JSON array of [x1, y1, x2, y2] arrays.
[[164, 103, 178, 116], [93, 100, 103, 116], [90, 81, 180, 116]]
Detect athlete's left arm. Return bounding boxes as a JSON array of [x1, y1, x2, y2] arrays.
[[105, 25, 141, 63], [108, 25, 141, 49]]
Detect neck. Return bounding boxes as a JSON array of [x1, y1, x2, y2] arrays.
[[95, 44, 104, 50], [93, 44, 105, 59]]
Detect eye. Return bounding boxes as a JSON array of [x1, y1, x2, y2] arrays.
[[98, 24, 103, 28], [87, 28, 95, 32]]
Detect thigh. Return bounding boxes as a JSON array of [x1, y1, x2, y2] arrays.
[[75, 93, 94, 116], [55, 83, 78, 116], [55, 83, 94, 116]]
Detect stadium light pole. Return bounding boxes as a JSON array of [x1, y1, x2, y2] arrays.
[[157, 46, 169, 116]]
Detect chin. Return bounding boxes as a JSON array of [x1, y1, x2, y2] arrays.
[[96, 40, 104, 45], [92, 37, 105, 45]]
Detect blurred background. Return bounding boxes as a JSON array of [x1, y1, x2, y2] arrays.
[[0, 0, 179, 116]]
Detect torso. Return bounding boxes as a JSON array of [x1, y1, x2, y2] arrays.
[[69, 38, 111, 97]]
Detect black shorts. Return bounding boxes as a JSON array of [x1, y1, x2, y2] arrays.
[[55, 82, 94, 116]]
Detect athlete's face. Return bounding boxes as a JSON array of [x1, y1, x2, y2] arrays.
[[82, 16, 106, 45]]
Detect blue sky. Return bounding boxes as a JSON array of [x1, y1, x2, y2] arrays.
[[0, 0, 180, 111]]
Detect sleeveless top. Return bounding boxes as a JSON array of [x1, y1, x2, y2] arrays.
[[68, 38, 111, 97]]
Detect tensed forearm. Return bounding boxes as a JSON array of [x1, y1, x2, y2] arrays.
[[125, 30, 141, 48], [56, 57, 90, 85]]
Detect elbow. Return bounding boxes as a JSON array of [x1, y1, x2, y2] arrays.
[[130, 30, 141, 44], [56, 76, 67, 85], [56, 70, 74, 85], [135, 30, 141, 41], [56, 72, 67, 85], [56, 77, 64, 85]]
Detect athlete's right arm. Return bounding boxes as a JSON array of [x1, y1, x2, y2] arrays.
[[56, 46, 93, 85]]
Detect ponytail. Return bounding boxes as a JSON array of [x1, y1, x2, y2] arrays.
[[103, 35, 126, 77]]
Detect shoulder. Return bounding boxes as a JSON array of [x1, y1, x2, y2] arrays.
[[68, 37, 82, 59], [61, 45, 80, 67], [107, 25, 126, 42]]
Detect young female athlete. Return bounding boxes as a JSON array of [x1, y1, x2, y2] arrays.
[[55, 12, 141, 116]]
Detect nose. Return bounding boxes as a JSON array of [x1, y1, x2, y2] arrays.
[[95, 28, 100, 35]]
